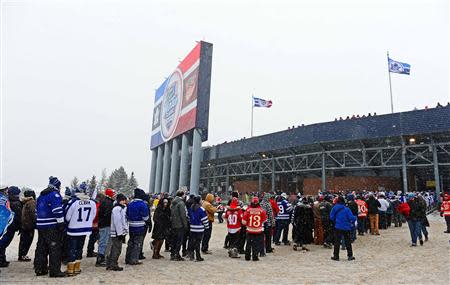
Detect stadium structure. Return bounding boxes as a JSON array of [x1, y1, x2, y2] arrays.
[[200, 106, 450, 198]]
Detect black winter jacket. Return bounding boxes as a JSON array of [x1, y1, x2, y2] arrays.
[[98, 197, 114, 228]]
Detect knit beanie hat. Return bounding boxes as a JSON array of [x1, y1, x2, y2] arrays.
[[48, 176, 61, 190], [105, 188, 115, 199], [116, 193, 127, 203]]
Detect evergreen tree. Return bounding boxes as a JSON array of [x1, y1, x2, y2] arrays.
[[107, 166, 128, 193], [70, 177, 79, 189], [124, 172, 138, 197], [99, 169, 108, 190], [88, 175, 97, 193]]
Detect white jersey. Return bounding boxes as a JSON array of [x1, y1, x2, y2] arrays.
[[65, 194, 97, 236]]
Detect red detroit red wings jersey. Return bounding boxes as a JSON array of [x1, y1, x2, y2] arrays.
[[243, 206, 267, 234], [224, 209, 243, 233]]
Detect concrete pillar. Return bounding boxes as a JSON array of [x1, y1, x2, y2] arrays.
[[169, 138, 180, 195], [271, 158, 275, 193], [401, 140, 408, 193], [161, 142, 171, 194], [189, 129, 202, 196], [321, 152, 326, 192], [179, 133, 190, 188], [226, 163, 230, 193], [432, 142, 441, 200], [149, 149, 157, 193], [154, 145, 164, 194]]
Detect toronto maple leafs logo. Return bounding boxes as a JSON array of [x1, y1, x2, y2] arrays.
[[160, 69, 183, 141]]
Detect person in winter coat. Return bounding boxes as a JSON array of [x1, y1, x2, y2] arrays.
[[366, 194, 381, 235], [87, 192, 101, 258], [242, 197, 267, 261], [106, 194, 128, 271], [406, 193, 426, 246], [355, 195, 368, 235], [0, 185, 13, 274], [260, 193, 275, 253], [18, 190, 36, 262], [125, 188, 150, 265], [274, 193, 292, 245], [64, 187, 97, 276], [201, 193, 217, 254], [187, 196, 209, 261], [417, 194, 430, 241], [170, 190, 188, 261], [96, 188, 116, 267], [320, 195, 334, 248], [441, 194, 450, 233], [151, 198, 171, 259], [0, 186, 21, 267], [313, 196, 324, 245], [224, 197, 244, 258], [292, 198, 314, 251], [391, 195, 403, 227], [34, 176, 66, 278], [346, 194, 358, 241], [330, 196, 356, 261], [377, 193, 390, 230]]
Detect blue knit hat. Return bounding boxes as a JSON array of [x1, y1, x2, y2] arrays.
[[65, 187, 72, 197], [8, 186, 21, 197], [134, 188, 148, 200], [79, 182, 88, 193], [49, 176, 61, 190]]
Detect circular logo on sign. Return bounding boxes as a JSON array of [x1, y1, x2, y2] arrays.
[[160, 69, 183, 141]]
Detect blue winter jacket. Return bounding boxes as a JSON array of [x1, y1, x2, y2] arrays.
[[126, 199, 150, 234], [36, 188, 64, 230], [330, 203, 356, 231]]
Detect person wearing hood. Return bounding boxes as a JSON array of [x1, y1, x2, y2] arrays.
[[330, 196, 356, 261], [0, 186, 21, 267], [151, 197, 171, 259], [292, 197, 314, 251], [125, 188, 150, 265], [64, 185, 97, 276], [106, 194, 128, 271], [242, 197, 267, 261], [170, 190, 188, 261], [224, 197, 244, 258], [96, 188, 116, 267], [34, 176, 66, 277], [260, 193, 275, 254], [441, 194, 450, 233], [201, 193, 217, 254], [187, 196, 209, 262], [18, 189, 36, 262], [313, 195, 324, 246]]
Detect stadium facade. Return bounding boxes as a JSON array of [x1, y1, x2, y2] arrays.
[[200, 106, 450, 197]]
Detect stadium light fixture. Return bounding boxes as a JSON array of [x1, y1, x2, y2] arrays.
[[409, 138, 416, 144]]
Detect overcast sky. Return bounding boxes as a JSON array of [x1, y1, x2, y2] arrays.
[[1, 0, 448, 191]]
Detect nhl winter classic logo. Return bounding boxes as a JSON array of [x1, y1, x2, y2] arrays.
[[160, 69, 183, 141]]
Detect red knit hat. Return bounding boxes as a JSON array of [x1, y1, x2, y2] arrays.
[[105, 188, 116, 199], [251, 197, 259, 204]]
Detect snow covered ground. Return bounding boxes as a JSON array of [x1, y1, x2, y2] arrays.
[[1, 212, 449, 284]]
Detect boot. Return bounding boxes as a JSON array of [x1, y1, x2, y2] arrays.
[[66, 262, 75, 277], [74, 260, 81, 275], [152, 240, 160, 259], [95, 255, 106, 267], [156, 240, 164, 258]]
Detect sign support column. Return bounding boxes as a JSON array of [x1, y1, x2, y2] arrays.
[[154, 145, 164, 194], [169, 138, 180, 195], [179, 133, 190, 188], [190, 129, 202, 196], [149, 149, 157, 193], [161, 142, 171, 194]]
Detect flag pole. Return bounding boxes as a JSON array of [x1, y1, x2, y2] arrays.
[[387, 51, 394, 113], [251, 95, 254, 137]]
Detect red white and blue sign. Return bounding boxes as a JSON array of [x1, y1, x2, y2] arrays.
[[151, 42, 213, 149]]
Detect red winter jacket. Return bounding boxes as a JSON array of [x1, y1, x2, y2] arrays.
[[397, 202, 410, 218], [270, 198, 279, 217]]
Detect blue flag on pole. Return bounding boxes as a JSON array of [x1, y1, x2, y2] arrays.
[[388, 58, 411, 75]]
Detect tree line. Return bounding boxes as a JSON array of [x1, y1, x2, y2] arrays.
[[70, 166, 138, 197]]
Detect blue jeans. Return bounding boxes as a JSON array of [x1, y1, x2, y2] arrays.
[[68, 235, 86, 262], [421, 224, 428, 238], [98, 227, 110, 256], [407, 220, 422, 245]]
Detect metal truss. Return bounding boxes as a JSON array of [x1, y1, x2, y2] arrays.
[[200, 141, 450, 180]]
